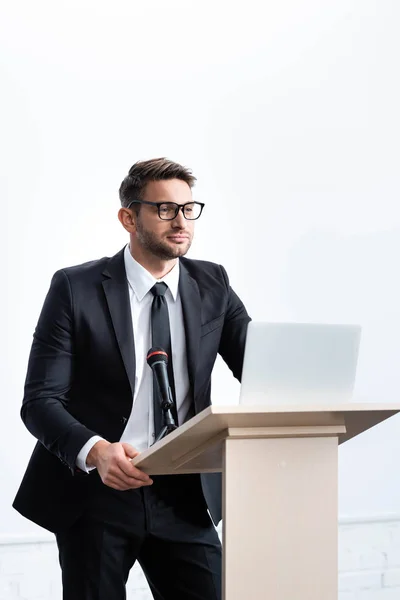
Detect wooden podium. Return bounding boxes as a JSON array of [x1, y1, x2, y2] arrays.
[[133, 403, 400, 600]]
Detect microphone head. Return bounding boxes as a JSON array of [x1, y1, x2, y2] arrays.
[[146, 347, 168, 368]]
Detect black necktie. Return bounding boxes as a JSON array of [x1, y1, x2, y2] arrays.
[[150, 282, 178, 437]]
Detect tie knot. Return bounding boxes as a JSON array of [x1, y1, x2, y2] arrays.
[[151, 282, 168, 297]]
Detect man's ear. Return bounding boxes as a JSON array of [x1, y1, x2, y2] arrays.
[[118, 207, 136, 233]]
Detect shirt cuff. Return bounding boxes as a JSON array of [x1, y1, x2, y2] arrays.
[[76, 435, 105, 473]]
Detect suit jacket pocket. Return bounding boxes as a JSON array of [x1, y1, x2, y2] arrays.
[[200, 313, 225, 337]]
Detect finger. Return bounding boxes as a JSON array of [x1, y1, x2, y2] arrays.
[[121, 443, 140, 459], [102, 473, 151, 491], [101, 471, 130, 489], [105, 479, 141, 491], [118, 459, 152, 483], [103, 478, 131, 491], [108, 464, 153, 487]]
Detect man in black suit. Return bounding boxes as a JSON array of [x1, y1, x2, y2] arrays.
[[13, 158, 251, 599]]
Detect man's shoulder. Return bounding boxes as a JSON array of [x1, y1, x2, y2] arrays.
[[180, 256, 223, 274], [62, 256, 109, 276], [58, 248, 125, 282], [179, 256, 229, 286]]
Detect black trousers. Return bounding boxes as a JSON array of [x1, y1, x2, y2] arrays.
[[56, 473, 222, 600]]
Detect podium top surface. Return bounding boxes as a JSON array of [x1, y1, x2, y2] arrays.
[[133, 403, 400, 475]]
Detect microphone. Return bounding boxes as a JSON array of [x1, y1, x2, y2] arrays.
[[147, 347, 177, 442], [146, 347, 174, 411]]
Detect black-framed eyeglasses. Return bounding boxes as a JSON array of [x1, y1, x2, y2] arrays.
[[126, 200, 205, 221]]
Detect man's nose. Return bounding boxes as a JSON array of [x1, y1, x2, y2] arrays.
[[171, 208, 186, 228]]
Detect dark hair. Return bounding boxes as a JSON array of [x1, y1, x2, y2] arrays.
[[119, 157, 197, 211]]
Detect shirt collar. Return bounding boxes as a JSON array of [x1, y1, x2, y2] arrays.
[[123, 244, 179, 302]]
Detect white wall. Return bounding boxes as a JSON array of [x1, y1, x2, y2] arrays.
[[1, 0, 400, 542]]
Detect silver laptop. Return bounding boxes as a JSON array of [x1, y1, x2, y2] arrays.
[[239, 321, 361, 406]]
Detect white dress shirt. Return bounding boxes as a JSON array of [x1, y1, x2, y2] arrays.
[[76, 244, 192, 472]]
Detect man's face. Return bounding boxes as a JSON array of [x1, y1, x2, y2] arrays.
[[134, 179, 195, 260]]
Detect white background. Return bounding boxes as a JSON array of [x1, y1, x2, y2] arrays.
[[1, 0, 399, 536]]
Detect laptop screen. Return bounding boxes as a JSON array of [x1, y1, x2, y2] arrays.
[[239, 322, 361, 406]]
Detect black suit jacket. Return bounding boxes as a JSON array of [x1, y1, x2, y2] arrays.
[[13, 248, 251, 532]]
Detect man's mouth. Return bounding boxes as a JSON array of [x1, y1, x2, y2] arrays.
[[166, 235, 189, 242]]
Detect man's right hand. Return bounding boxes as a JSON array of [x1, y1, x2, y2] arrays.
[[86, 440, 153, 491]]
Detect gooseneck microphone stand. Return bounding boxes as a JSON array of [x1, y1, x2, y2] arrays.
[[146, 347, 178, 444], [155, 388, 178, 443]]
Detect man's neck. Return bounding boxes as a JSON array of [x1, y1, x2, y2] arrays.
[[129, 246, 177, 279]]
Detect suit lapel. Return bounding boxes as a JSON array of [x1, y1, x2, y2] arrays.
[[102, 249, 136, 396], [179, 260, 201, 395]]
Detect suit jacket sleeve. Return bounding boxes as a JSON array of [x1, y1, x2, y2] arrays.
[[218, 265, 251, 381], [21, 269, 98, 472]]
